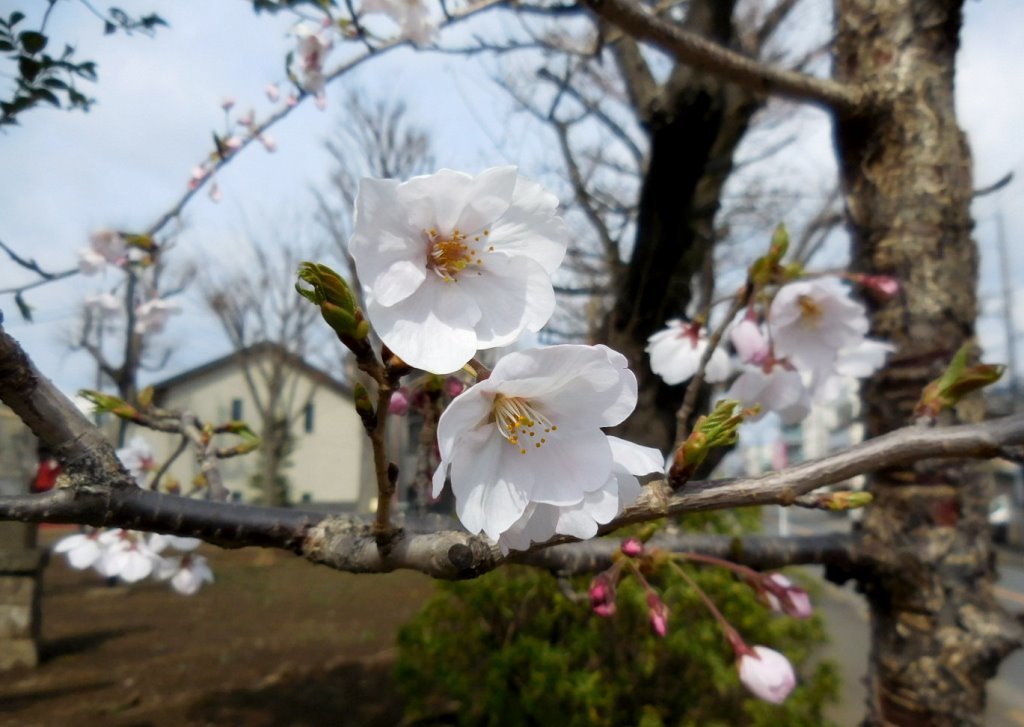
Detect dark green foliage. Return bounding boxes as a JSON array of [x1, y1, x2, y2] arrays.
[[1, 5, 165, 128], [396, 515, 838, 726]]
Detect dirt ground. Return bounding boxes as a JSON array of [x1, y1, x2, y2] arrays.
[[0, 528, 437, 727]]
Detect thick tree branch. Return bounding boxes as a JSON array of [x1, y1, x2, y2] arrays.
[[579, 0, 863, 111], [4, 325, 1024, 578]]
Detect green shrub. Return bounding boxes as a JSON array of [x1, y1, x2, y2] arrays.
[[396, 526, 838, 726]]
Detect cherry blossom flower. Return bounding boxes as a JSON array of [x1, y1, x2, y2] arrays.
[[158, 554, 214, 595], [293, 22, 332, 94], [349, 166, 568, 374], [737, 645, 797, 704], [726, 363, 810, 425], [95, 530, 161, 583], [432, 345, 651, 542], [134, 298, 181, 335], [84, 292, 122, 319], [78, 229, 126, 274], [764, 573, 813, 619], [769, 276, 869, 382], [647, 319, 731, 385], [53, 531, 106, 570], [730, 317, 770, 365], [117, 435, 156, 485], [361, 0, 437, 45]]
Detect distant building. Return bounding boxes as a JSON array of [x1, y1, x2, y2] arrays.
[[147, 343, 376, 510]]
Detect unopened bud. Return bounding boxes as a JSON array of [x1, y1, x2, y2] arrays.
[[589, 573, 617, 618], [915, 342, 1005, 418], [647, 592, 669, 638], [621, 537, 644, 558]]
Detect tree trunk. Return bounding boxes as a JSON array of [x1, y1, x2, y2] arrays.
[[605, 0, 761, 450], [833, 1, 1023, 723]]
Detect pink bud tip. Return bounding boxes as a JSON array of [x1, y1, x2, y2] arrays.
[[621, 537, 644, 558], [286, 94, 299, 107], [856, 274, 900, 299], [646, 592, 669, 638], [265, 83, 281, 102], [446, 377, 464, 397], [737, 646, 797, 704], [315, 93, 327, 111], [221, 97, 235, 111], [389, 390, 410, 416], [589, 575, 616, 618]]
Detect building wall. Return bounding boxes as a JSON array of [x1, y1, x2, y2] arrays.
[[142, 363, 370, 508]]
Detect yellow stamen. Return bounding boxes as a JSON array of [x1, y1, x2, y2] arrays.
[[493, 395, 556, 454], [796, 295, 823, 327]]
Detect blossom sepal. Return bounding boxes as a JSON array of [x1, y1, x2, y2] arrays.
[[914, 342, 1005, 419], [296, 262, 371, 347], [669, 400, 759, 488], [79, 390, 139, 421]]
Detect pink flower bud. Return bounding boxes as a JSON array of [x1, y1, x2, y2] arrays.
[[221, 97, 235, 111], [855, 274, 900, 299], [730, 318, 770, 365], [445, 377, 464, 398], [764, 573, 813, 619], [315, 93, 327, 110], [589, 574, 616, 618], [189, 166, 207, 190], [237, 110, 255, 127], [259, 133, 277, 153], [389, 389, 410, 416], [621, 537, 644, 558], [209, 181, 222, 203], [646, 592, 668, 638], [286, 94, 299, 107], [224, 136, 243, 152], [265, 83, 281, 102], [737, 646, 797, 704]]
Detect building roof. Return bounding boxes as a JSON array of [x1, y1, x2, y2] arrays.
[[151, 342, 352, 399]]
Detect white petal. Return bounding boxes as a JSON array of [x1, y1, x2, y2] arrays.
[[607, 436, 664, 476], [487, 175, 568, 273], [373, 258, 427, 307], [399, 168, 514, 235], [435, 385, 494, 461], [519, 428, 613, 505], [458, 255, 555, 348], [836, 339, 894, 378], [369, 277, 482, 374], [349, 177, 425, 291], [451, 429, 532, 539]]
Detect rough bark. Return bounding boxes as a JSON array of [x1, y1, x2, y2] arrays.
[[833, 1, 1023, 723], [604, 0, 762, 450]]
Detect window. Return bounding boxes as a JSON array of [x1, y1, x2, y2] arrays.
[[304, 402, 315, 433], [231, 398, 243, 420]]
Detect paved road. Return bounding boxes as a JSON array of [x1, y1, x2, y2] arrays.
[[766, 508, 1024, 726]]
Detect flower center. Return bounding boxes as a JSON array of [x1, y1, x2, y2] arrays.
[[492, 395, 558, 455], [426, 228, 490, 282], [796, 295, 823, 327]]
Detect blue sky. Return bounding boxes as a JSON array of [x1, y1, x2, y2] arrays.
[[0, 0, 1021, 398]]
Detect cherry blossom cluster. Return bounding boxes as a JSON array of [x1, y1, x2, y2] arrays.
[[647, 260, 896, 425], [589, 539, 807, 704], [341, 166, 663, 549], [53, 529, 214, 595], [78, 230, 181, 335]]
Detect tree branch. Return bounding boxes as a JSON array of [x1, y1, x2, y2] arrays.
[[580, 0, 863, 111]]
